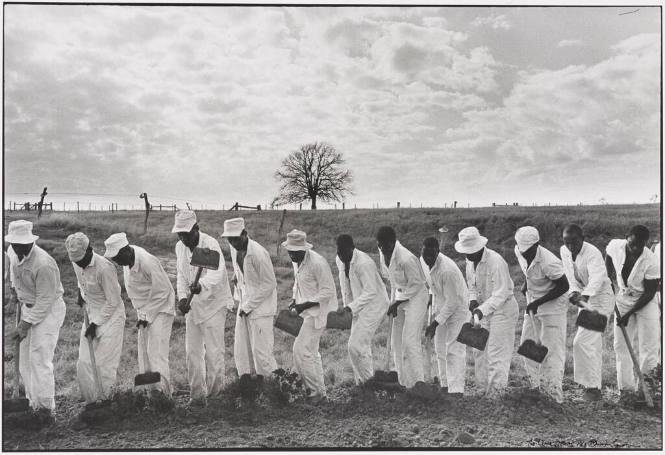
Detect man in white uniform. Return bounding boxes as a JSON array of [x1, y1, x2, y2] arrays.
[[104, 232, 175, 397], [651, 240, 661, 329], [173, 210, 231, 405], [6, 220, 66, 423], [335, 234, 389, 385], [514, 226, 569, 403], [282, 230, 337, 404], [221, 217, 278, 384], [606, 225, 661, 399], [560, 224, 614, 401], [66, 232, 126, 404], [455, 226, 519, 395], [421, 237, 468, 396], [376, 226, 429, 389]]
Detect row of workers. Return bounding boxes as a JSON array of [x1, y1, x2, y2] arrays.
[[4, 214, 660, 421]]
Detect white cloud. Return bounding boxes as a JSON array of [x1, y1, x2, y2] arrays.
[[471, 13, 512, 30], [2, 6, 661, 207], [557, 39, 583, 48]]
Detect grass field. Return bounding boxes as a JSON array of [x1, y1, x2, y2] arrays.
[[2, 204, 662, 449]]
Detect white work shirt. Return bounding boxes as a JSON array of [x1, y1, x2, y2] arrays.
[[336, 248, 389, 314], [176, 232, 232, 325], [420, 253, 468, 324], [379, 240, 427, 303], [73, 252, 126, 335], [230, 237, 277, 319], [466, 247, 515, 317], [8, 244, 65, 325], [653, 242, 661, 278], [515, 245, 567, 315], [606, 239, 660, 311], [123, 245, 175, 323], [292, 249, 338, 329], [560, 242, 612, 298]]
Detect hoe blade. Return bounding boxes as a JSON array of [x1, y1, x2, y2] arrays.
[[517, 339, 549, 363], [576, 309, 607, 332], [326, 311, 352, 330], [373, 370, 399, 383], [190, 247, 220, 270], [134, 371, 161, 387], [274, 310, 303, 336], [457, 322, 489, 351], [3, 398, 29, 413]]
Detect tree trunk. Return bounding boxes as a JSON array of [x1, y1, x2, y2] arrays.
[[310, 194, 317, 210]]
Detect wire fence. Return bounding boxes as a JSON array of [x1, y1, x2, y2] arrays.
[[5, 189, 659, 213]]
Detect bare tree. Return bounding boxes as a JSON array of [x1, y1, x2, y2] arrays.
[[274, 142, 353, 210]]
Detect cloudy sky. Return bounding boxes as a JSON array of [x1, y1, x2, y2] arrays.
[[3, 5, 661, 209]]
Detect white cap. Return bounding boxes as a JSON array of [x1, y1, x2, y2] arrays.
[[103, 233, 129, 258], [4, 220, 39, 244], [454, 227, 488, 254], [221, 218, 245, 237], [65, 232, 90, 262], [515, 226, 540, 253], [172, 209, 197, 233], [281, 229, 313, 251]]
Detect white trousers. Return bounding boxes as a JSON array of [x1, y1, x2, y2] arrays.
[[293, 316, 326, 396], [234, 314, 277, 377], [433, 313, 467, 393], [572, 291, 614, 389], [391, 288, 429, 388], [473, 298, 519, 395], [77, 312, 125, 403], [19, 299, 66, 411], [614, 298, 661, 391], [186, 308, 226, 400], [520, 311, 567, 402], [138, 312, 174, 396], [348, 305, 384, 384]]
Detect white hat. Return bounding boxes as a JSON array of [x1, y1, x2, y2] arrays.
[[4, 220, 39, 244], [103, 232, 129, 258], [515, 226, 540, 253], [281, 229, 313, 251], [171, 209, 197, 233], [221, 218, 245, 237], [454, 227, 488, 254], [65, 232, 90, 262]]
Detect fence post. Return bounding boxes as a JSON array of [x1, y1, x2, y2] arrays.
[[276, 209, 287, 256], [37, 187, 48, 219], [140, 193, 151, 234]]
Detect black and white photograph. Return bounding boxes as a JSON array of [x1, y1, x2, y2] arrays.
[[1, 0, 662, 450]]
